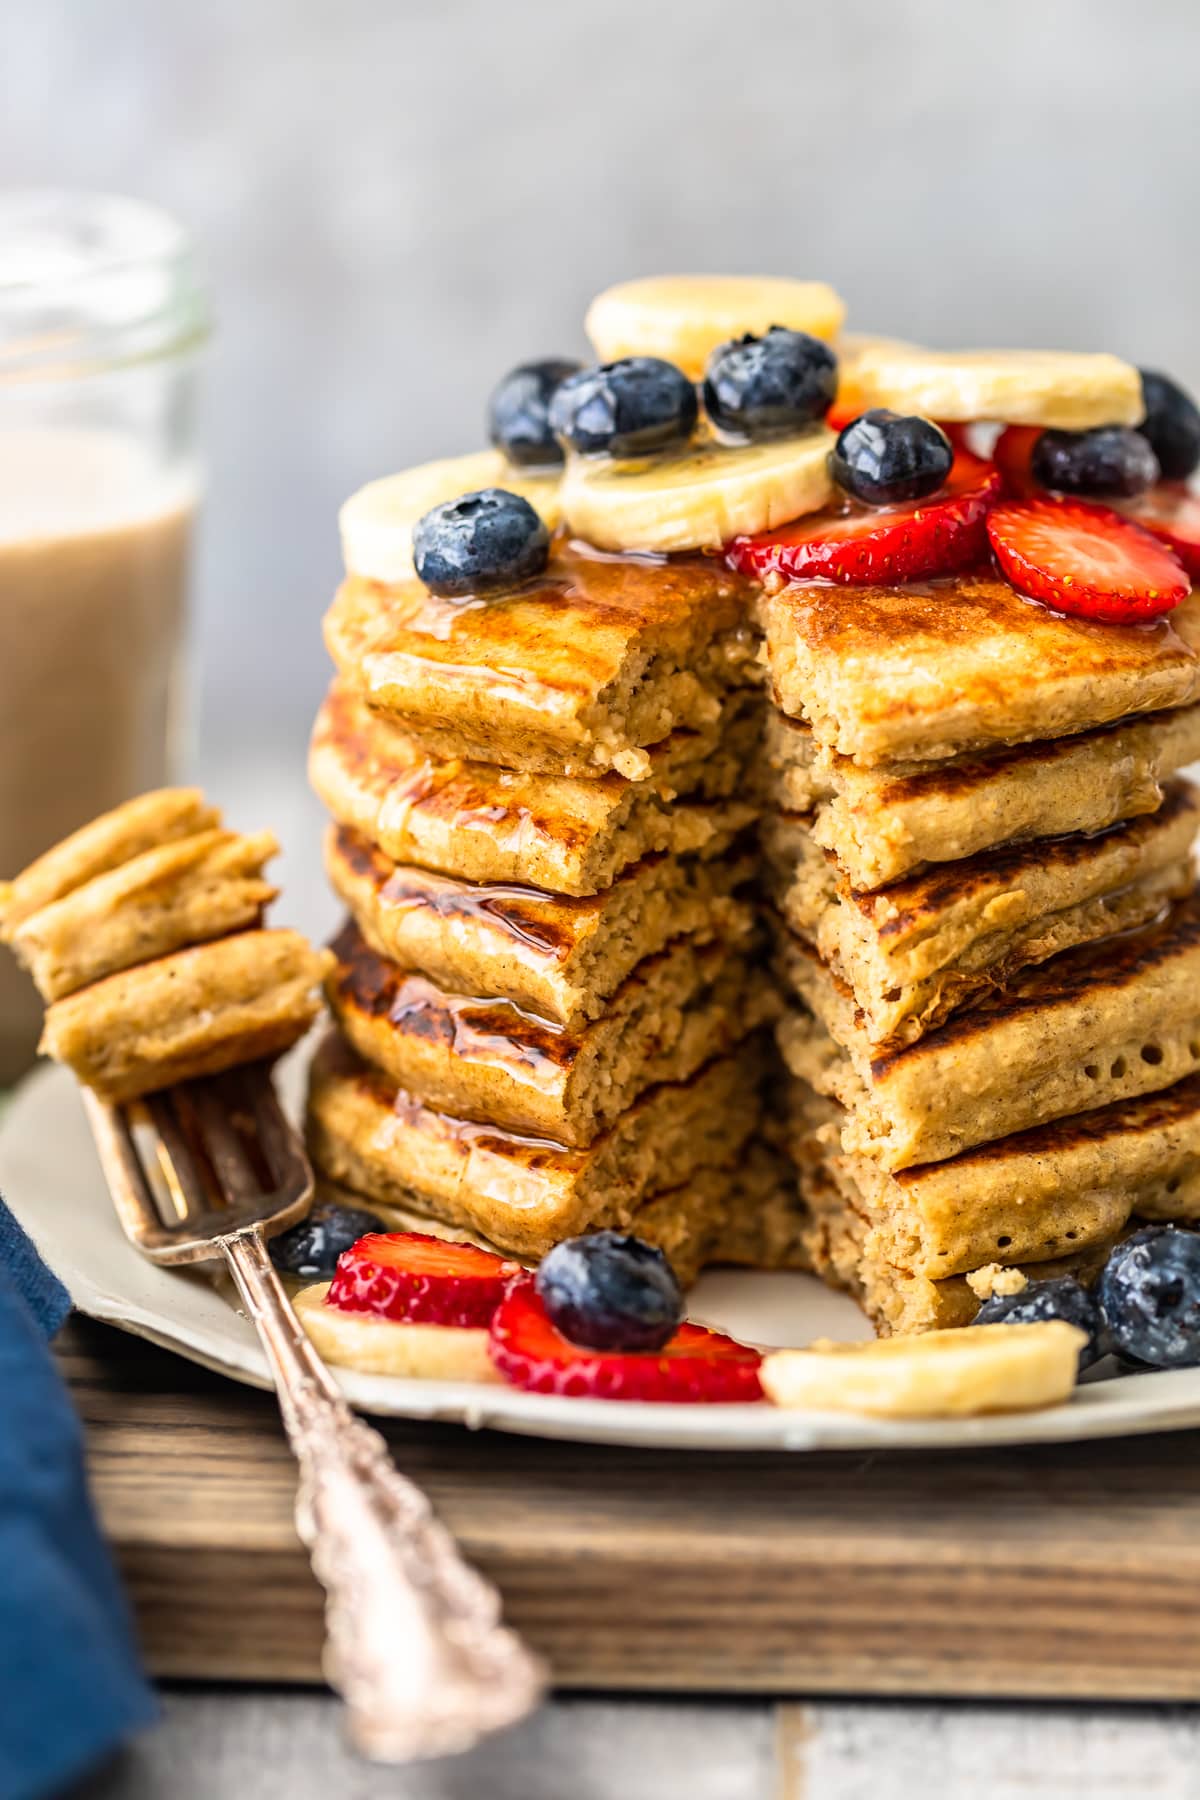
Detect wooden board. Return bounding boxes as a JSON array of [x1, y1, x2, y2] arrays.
[[62, 1315, 1200, 1700]]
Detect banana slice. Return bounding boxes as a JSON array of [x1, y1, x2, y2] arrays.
[[561, 429, 834, 554], [585, 276, 846, 379], [837, 340, 1143, 430], [761, 1323, 1083, 1419], [833, 333, 911, 408], [339, 451, 562, 583], [836, 332, 910, 359], [294, 1282, 501, 1382]]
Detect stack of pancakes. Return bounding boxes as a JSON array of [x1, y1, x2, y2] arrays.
[[762, 572, 1200, 1332], [309, 340, 1200, 1335], [306, 546, 804, 1282], [309, 513, 1200, 1329]]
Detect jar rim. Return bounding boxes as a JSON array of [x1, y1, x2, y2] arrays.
[[0, 190, 211, 382]]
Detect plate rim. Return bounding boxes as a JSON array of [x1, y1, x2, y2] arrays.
[[9, 1060, 1200, 1455]]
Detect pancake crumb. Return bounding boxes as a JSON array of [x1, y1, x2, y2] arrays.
[[966, 1263, 1030, 1302]]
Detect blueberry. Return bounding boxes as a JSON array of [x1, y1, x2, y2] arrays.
[[487, 358, 582, 469], [1097, 1225, 1200, 1369], [830, 409, 953, 506], [269, 1199, 385, 1280], [1031, 426, 1159, 498], [975, 1275, 1105, 1370], [1137, 369, 1200, 481], [535, 1230, 684, 1351], [703, 328, 837, 441], [413, 487, 550, 597], [548, 357, 698, 458]]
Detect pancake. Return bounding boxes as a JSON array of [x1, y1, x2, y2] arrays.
[[765, 701, 1200, 891], [767, 783, 1200, 1048], [759, 573, 1200, 766], [798, 1169, 1123, 1337], [40, 929, 332, 1103], [852, 1243, 1114, 1338], [0, 788, 218, 935], [324, 545, 759, 776], [778, 892, 1200, 1169], [320, 1149, 802, 1289], [7, 828, 278, 1002], [305, 1031, 768, 1256], [787, 1075, 1200, 1334], [324, 919, 772, 1146], [325, 824, 756, 1028], [310, 680, 758, 896]]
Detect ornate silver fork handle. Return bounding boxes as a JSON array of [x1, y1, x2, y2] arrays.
[[223, 1229, 545, 1760]]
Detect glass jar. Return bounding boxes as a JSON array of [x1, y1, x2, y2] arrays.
[[0, 191, 209, 1082]]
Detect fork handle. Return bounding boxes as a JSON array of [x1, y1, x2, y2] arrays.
[[221, 1230, 544, 1761]]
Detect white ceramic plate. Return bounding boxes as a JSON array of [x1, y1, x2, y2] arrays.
[[6, 1060, 1200, 1452]]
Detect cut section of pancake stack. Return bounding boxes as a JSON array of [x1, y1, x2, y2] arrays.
[[762, 571, 1200, 1333], [307, 538, 800, 1283]]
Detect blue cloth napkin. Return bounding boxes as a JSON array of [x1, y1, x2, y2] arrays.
[[0, 1196, 158, 1800]]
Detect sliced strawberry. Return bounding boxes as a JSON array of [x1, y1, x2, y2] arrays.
[[1120, 485, 1200, 578], [992, 425, 1043, 497], [987, 498, 1191, 624], [728, 457, 1000, 586], [489, 1279, 762, 1403], [825, 401, 862, 434], [935, 421, 976, 458], [326, 1231, 522, 1328]]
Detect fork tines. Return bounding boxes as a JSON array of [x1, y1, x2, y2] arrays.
[[83, 1061, 312, 1264]]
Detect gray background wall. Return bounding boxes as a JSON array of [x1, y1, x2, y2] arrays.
[[6, 0, 1200, 767]]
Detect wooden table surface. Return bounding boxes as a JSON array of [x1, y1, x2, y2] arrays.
[[60, 1311, 1200, 1799], [61, 1314, 1200, 1701]]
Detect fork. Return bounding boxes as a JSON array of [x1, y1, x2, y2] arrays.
[[80, 1060, 545, 1761]]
